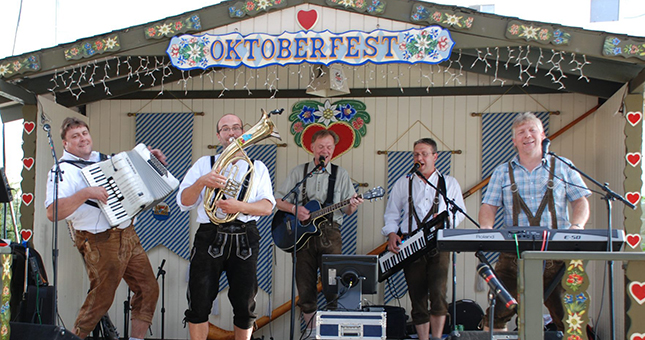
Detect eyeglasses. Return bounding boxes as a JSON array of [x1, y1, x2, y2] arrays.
[[219, 125, 243, 133]]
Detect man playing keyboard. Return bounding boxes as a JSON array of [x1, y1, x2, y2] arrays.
[[478, 112, 591, 331], [45, 117, 165, 340], [382, 138, 466, 340]]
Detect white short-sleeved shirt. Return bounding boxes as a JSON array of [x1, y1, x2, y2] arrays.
[[176, 154, 276, 224], [44, 150, 131, 233]]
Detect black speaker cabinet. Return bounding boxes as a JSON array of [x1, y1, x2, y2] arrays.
[[9, 322, 81, 340]]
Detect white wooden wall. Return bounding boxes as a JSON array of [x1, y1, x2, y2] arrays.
[[32, 5, 626, 339]]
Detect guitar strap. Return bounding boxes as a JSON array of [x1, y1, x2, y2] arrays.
[[60, 153, 109, 209], [407, 172, 446, 234], [302, 162, 338, 223]]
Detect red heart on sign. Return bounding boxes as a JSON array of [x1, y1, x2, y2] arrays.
[[626, 192, 641, 205], [629, 281, 645, 305], [631, 333, 645, 340], [301, 122, 355, 161], [23, 121, 35, 134], [626, 233, 642, 249], [22, 193, 33, 206], [23, 157, 34, 170], [626, 152, 642, 167], [20, 229, 33, 242], [627, 112, 642, 127], [297, 9, 318, 30]]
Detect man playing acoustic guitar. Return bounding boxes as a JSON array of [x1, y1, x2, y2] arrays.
[[275, 130, 363, 337]]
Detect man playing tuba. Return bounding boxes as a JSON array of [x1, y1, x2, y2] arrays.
[[177, 113, 276, 340]]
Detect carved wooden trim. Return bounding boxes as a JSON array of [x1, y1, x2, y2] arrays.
[[0, 54, 40, 78], [411, 5, 474, 30], [144, 15, 202, 39], [505, 20, 570, 45], [63, 35, 120, 60], [228, 0, 288, 18]]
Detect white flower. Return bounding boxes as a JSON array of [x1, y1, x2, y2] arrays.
[[520, 25, 539, 39], [445, 14, 461, 26], [0, 64, 9, 77], [313, 100, 340, 126], [566, 312, 584, 332], [257, 0, 270, 10], [158, 23, 172, 35], [105, 37, 118, 49], [188, 44, 202, 59]]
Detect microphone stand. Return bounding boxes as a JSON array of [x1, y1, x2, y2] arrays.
[[283, 161, 324, 340], [413, 170, 481, 338], [547, 151, 635, 340], [124, 288, 131, 337], [44, 123, 62, 325], [156, 259, 167, 340]]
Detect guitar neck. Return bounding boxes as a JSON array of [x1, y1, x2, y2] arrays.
[[311, 194, 363, 219]]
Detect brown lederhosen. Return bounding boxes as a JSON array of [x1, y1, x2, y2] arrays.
[[484, 160, 565, 331]]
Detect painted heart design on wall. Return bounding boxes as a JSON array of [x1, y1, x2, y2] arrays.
[[22, 193, 33, 206], [297, 9, 318, 30], [629, 281, 645, 305], [626, 152, 642, 167], [631, 333, 645, 340], [626, 233, 642, 249], [20, 229, 33, 242], [627, 112, 643, 127], [23, 121, 36, 134], [23, 157, 34, 171], [626, 192, 641, 205], [301, 122, 355, 160]]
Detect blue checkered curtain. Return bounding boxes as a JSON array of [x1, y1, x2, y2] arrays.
[[383, 151, 451, 304], [215, 144, 277, 294], [135, 113, 193, 259], [481, 112, 549, 264]]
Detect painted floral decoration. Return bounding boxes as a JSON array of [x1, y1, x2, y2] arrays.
[[399, 27, 449, 61], [169, 36, 211, 68], [64, 35, 120, 60], [603, 36, 645, 60], [0, 55, 39, 78], [229, 0, 285, 18], [326, 0, 386, 15], [291, 99, 370, 159], [145, 15, 201, 39]]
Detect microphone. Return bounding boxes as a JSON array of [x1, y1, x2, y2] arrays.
[[541, 138, 551, 165], [406, 162, 420, 178], [477, 263, 517, 310], [156, 259, 166, 280], [43, 124, 51, 132], [317, 155, 326, 171]]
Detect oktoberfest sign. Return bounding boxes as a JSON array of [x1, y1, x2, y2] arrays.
[[167, 26, 454, 70]]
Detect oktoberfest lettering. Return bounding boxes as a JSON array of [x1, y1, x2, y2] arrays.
[[167, 27, 454, 70]]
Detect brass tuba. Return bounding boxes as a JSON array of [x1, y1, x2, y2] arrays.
[[203, 108, 283, 224]]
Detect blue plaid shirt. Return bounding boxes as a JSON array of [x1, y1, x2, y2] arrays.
[[482, 155, 591, 229]]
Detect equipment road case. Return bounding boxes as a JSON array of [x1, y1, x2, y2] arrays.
[[315, 310, 387, 340]]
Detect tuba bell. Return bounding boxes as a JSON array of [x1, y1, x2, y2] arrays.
[[203, 108, 283, 224]]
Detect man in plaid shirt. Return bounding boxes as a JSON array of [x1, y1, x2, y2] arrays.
[[479, 112, 591, 331]]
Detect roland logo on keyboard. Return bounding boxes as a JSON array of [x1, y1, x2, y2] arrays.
[[475, 234, 497, 239]]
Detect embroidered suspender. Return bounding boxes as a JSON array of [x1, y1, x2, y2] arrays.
[[508, 160, 558, 227], [301, 162, 338, 222]]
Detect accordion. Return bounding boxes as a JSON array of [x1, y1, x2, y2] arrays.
[[81, 144, 180, 226]]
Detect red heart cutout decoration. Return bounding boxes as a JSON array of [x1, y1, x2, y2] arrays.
[[297, 9, 318, 30], [23, 157, 34, 171], [301, 122, 355, 160], [20, 229, 33, 242], [627, 152, 642, 167], [626, 233, 642, 249], [22, 193, 33, 206], [631, 333, 645, 340], [23, 121, 35, 134], [627, 112, 642, 127], [629, 281, 645, 305], [626, 192, 641, 205]]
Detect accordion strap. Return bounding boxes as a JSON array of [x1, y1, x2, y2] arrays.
[[60, 153, 109, 209]]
